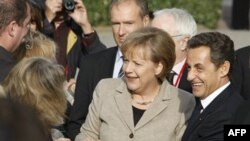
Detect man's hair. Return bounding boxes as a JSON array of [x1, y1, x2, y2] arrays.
[[109, 0, 149, 18], [153, 8, 197, 37], [187, 32, 235, 76], [0, 0, 29, 33]]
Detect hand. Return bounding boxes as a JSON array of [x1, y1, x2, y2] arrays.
[[65, 78, 76, 94], [45, 0, 63, 22], [68, 0, 93, 33], [53, 137, 71, 141]]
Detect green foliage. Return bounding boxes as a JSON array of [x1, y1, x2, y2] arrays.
[[84, 0, 222, 29]]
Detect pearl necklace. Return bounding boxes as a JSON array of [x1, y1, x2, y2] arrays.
[[136, 100, 153, 105]]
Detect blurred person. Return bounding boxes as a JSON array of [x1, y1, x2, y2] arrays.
[[151, 8, 197, 93], [75, 27, 195, 141], [68, 0, 150, 139], [42, 0, 106, 80], [28, 0, 44, 31], [2, 57, 70, 141], [0, 0, 31, 83], [12, 29, 56, 61], [12, 29, 75, 139], [232, 45, 250, 100], [182, 32, 243, 141], [231, 0, 250, 29], [0, 97, 52, 141]]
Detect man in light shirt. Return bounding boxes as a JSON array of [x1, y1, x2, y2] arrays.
[[151, 8, 197, 93], [182, 32, 243, 141]]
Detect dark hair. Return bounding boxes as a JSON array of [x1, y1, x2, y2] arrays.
[[0, 98, 51, 141], [109, 0, 149, 18], [187, 32, 234, 76], [0, 0, 29, 33], [121, 27, 176, 82], [28, 0, 44, 31]]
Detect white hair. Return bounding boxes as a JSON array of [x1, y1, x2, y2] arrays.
[[153, 8, 197, 37]]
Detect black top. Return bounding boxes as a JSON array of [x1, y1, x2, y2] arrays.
[[132, 106, 145, 126], [0, 46, 16, 83]]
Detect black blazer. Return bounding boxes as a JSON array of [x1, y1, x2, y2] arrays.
[[232, 98, 250, 124], [232, 46, 250, 100], [0, 47, 16, 83], [178, 66, 192, 93], [67, 47, 118, 140], [182, 85, 243, 141]]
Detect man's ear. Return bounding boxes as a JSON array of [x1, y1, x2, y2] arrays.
[[7, 21, 17, 37], [180, 36, 190, 51], [143, 15, 150, 26], [219, 60, 230, 77]]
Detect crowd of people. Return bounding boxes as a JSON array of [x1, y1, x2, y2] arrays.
[[0, 0, 249, 141]]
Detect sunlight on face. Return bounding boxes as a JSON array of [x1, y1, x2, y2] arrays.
[[110, 1, 148, 47], [187, 46, 223, 99], [123, 47, 161, 94]]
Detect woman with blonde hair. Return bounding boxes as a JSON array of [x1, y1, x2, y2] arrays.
[[2, 57, 69, 141], [13, 29, 57, 61]]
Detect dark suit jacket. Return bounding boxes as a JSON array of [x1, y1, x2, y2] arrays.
[[42, 18, 106, 79], [232, 98, 250, 124], [232, 46, 250, 100], [0, 47, 16, 83], [182, 84, 243, 141], [178, 66, 192, 93], [67, 47, 118, 140]]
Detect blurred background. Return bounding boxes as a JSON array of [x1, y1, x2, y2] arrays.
[[83, 0, 250, 50]]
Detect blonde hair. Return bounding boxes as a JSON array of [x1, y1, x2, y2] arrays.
[[0, 85, 6, 97], [13, 30, 57, 61], [2, 57, 67, 130]]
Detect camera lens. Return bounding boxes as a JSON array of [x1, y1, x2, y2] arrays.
[[64, 0, 75, 11]]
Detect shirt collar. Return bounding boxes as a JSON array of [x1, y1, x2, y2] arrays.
[[201, 82, 231, 109], [115, 48, 122, 62], [172, 58, 186, 75]]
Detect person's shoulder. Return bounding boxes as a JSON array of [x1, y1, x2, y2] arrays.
[[94, 78, 125, 97], [236, 45, 250, 55], [80, 47, 118, 63], [97, 78, 123, 88], [163, 81, 195, 103]]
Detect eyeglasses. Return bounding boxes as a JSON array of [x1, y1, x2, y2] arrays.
[[171, 34, 184, 38], [171, 34, 190, 40]]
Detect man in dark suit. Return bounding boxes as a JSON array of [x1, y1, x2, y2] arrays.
[[182, 32, 243, 141], [232, 46, 250, 100], [0, 0, 31, 83], [151, 8, 197, 93], [67, 0, 150, 140]]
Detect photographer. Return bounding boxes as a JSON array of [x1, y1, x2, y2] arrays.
[[42, 0, 106, 80]]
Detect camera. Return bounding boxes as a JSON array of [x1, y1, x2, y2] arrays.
[[63, 0, 75, 12]]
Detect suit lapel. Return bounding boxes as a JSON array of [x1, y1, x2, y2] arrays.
[[184, 85, 231, 137], [135, 81, 172, 130], [114, 82, 134, 132]]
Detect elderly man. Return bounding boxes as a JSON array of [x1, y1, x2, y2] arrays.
[[151, 8, 197, 93]]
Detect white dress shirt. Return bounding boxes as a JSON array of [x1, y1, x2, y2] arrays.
[[112, 49, 123, 78], [200, 82, 231, 112], [172, 58, 186, 86]]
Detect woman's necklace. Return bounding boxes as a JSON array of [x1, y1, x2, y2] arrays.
[[132, 94, 154, 105], [136, 100, 153, 105]]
